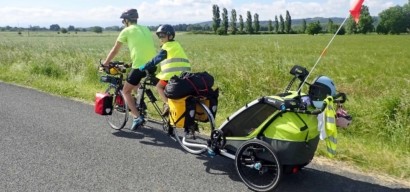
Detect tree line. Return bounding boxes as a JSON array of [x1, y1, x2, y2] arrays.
[[1, 1, 409, 35], [209, 2, 410, 35]]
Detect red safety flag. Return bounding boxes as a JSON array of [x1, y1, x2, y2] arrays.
[[349, 0, 365, 24]]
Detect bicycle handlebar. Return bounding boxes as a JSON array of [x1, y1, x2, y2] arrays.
[[99, 59, 131, 74], [333, 92, 347, 103]]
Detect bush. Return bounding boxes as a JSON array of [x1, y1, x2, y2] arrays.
[[92, 26, 103, 33], [61, 28, 68, 34], [382, 95, 410, 149], [30, 62, 64, 78]]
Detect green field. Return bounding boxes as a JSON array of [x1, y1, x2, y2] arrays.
[[1, 31, 409, 180]]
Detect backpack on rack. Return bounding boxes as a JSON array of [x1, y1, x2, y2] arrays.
[[164, 71, 214, 99]]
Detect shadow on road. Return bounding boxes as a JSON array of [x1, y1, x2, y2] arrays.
[[111, 125, 182, 150], [275, 168, 410, 192], [111, 129, 145, 139], [200, 155, 409, 192], [111, 125, 409, 192]]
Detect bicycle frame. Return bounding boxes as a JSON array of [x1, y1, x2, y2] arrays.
[[136, 72, 170, 132]]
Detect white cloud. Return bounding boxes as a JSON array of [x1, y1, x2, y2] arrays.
[[0, 0, 407, 27]]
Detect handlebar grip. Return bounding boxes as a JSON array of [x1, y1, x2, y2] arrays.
[[334, 92, 347, 103]]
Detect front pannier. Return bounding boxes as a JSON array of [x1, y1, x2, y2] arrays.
[[94, 93, 113, 115]]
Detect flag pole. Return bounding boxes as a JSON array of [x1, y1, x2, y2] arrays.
[[297, 13, 351, 93]]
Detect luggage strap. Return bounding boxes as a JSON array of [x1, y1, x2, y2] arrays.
[[186, 77, 208, 95]]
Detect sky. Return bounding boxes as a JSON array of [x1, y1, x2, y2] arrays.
[[0, 0, 408, 28]]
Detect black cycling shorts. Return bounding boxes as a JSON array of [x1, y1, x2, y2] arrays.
[[126, 66, 157, 86]]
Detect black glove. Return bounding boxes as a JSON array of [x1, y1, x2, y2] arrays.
[[102, 65, 110, 74]]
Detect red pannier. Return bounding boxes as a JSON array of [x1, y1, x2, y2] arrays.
[[94, 93, 113, 115]]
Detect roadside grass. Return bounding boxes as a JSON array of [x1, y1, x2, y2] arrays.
[[0, 31, 409, 180]]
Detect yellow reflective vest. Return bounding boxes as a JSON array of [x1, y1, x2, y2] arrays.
[[156, 41, 191, 80], [318, 96, 338, 157]]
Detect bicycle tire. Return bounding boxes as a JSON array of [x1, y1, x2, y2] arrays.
[[235, 139, 282, 192], [173, 101, 215, 155], [105, 86, 129, 130]]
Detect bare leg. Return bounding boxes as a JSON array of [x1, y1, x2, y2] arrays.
[[123, 82, 140, 118], [156, 82, 170, 116], [156, 82, 167, 104]]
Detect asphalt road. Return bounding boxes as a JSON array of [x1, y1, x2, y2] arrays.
[[1, 82, 409, 192]]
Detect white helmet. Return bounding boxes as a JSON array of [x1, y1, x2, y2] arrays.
[[308, 76, 336, 109]]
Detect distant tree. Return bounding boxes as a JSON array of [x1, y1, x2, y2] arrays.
[[378, 5, 408, 34], [274, 16, 279, 33], [306, 21, 322, 35], [50, 24, 60, 31], [357, 5, 374, 34], [187, 24, 203, 31], [239, 15, 244, 33], [404, 1, 410, 32], [29, 25, 43, 32], [230, 9, 238, 34], [333, 25, 346, 35], [105, 26, 121, 31], [268, 19, 273, 33], [285, 10, 292, 33], [212, 5, 221, 34], [220, 8, 228, 35], [253, 13, 260, 33], [92, 26, 103, 33], [279, 14, 285, 33], [61, 28, 68, 34], [246, 11, 254, 34], [68, 25, 75, 31], [346, 16, 358, 34], [327, 19, 334, 33], [174, 24, 189, 31], [376, 24, 388, 34], [302, 19, 307, 33]]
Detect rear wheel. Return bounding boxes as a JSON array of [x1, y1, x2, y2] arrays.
[[173, 101, 215, 155], [235, 139, 282, 192], [105, 86, 128, 130]]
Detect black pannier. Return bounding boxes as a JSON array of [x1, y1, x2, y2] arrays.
[[164, 71, 214, 99]]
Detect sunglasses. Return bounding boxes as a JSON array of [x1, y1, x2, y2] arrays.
[[157, 33, 167, 38]]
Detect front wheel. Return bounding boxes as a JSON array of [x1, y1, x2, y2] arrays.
[[105, 86, 128, 130], [235, 139, 282, 192]]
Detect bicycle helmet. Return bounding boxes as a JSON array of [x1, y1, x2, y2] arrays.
[[308, 75, 336, 109], [156, 24, 175, 39], [120, 9, 139, 21]]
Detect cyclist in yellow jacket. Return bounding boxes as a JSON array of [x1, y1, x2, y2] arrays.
[[139, 24, 191, 116], [103, 8, 156, 131]]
